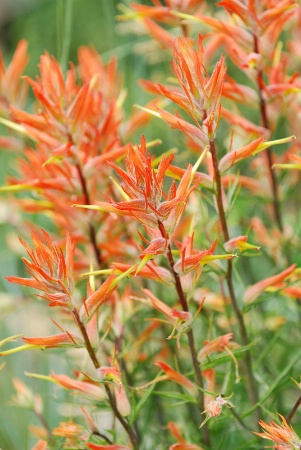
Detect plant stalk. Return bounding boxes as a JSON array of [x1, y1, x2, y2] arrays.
[[209, 138, 260, 422], [158, 220, 211, 448], [72, 308, 139, 449], [287, 394, 301, 425], [75, 162, 102, 266], [253, 34, 283, 232]]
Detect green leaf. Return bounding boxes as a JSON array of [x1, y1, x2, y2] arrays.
[[153, 390, 197, 403], [130, 381, 157, 425], [241, 348, 301, 418]]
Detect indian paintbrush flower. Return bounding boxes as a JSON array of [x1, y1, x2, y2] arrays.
[[6, 230, 75, 308], [254, 414, 301, 449]]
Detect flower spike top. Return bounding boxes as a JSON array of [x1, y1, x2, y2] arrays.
[[0, 39, 29, 113], [254, 414, 301, 449], [6, 229, 75, 308], [157, 35, 226, 138], [79, 135, 198, 236]]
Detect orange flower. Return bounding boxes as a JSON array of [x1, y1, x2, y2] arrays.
[[6, 230, 74, 308], [123, 1, 204, 24], [157, 35, 226, 138], [11, 47, 122, 163], [156, 361, 197, 396], [143, 288, 192, 323], [0, 39, 29, 113], [218, 0, 296, 31], [200, 395, 232, 428], [142, 288, 192, 347], [51, 372, 105, 400], [224, 235, 260, 252], [244, 264, 296, 304], [79, 274, 118, 323], [31, 441, 48, 450], [254, 414, 301, 449], [52, 420, 88, 442], [167, 421, 186, 443], [98, 365, 131, 417], [78, 135, 197, 235], [218, 135, 295, 172], [218, 137, 264, 172], [12, 378, 42, 413], [174, 236, 234, 276], [197, 333, 234, 362], [156, 107, 208, 151], [22, 332, 84, 348]]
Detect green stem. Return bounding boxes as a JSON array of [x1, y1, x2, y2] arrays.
[[72, 308, 139, 449], [253, 34, 283, 233], [58, 0, 73, 73], [209, 138, 260, 423], [158, 220, 211, 448]]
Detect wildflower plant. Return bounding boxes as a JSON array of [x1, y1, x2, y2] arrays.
[[0, 1, 301, 449]]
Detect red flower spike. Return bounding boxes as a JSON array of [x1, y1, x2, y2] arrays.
[[11, 47, 122, 167], [82, 135, 197, 236], [157, 36, 226, 139], [6, 230, 75, 309]]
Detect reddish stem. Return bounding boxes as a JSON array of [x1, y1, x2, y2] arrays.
[[158, 220, 211, 448], [75, 161, 102, 266], [209, 139, 260, 422], [72, 308, 139, 449], [253, 34, 283, 232], [287, 395, 301, 425]]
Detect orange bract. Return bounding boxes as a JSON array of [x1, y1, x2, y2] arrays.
[[6, 230, 74, 308], [0, 39, 29, 113], [157, 36, 226, 138], [95, 135, 196, 235], [254, 414, 301, 449]]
